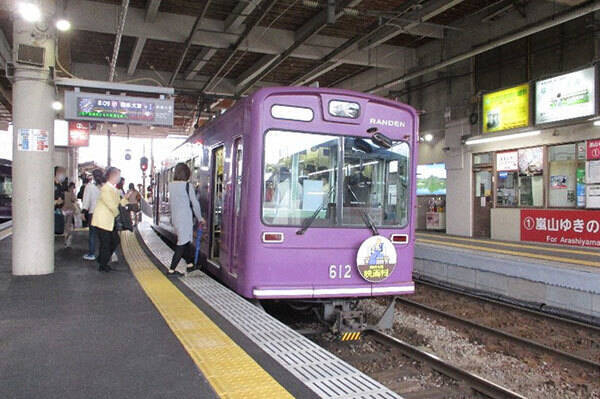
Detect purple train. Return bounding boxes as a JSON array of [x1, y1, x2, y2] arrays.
[[153, 87, 418, 331]]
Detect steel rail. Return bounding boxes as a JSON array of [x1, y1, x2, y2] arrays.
[[415, 278, 600, 331], [395, 296, 600, 370], [367, 329, 527, 399]]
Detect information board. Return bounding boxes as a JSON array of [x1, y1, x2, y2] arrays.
[[64, 91, 174, 126], [535, 67, 596, 124], [521, 209, 600, 248], [482, 83, 530, 133]]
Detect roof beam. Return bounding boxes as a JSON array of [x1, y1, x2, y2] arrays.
[[127, 37, 146, 76], [184, 48, 217, 80], [224, 0, 262, 32], [235, 0, 353, 95], [145, 0, 161, 22], [0, 28, 11, 66], [235, 54, 279, 88], [64, 0, 409, 69], [290, 0, 460, 87]]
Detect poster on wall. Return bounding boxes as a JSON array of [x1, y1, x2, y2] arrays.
[[496, 151, 518, 171], [518, 147, 543, 175], [483, 83, 530, 133], [550, 175, 568, 189], [416, 163, 447, 195], [68, 121, 90, 147], [588, 139, 600, 161], [535, 67, 596, 124], [17, 128, 49, 152], [521, 209, 600, 248]]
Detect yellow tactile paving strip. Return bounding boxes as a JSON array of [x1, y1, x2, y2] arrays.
[[120, 231, 295, 399], [416, 233, 600, 268]]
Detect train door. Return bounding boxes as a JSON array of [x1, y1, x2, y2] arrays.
[[473, 153, 493, 238], [209, 146, 224, 265], [229, 138, 243, 277]]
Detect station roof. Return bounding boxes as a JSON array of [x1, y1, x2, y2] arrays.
[[0, 0, 585, 133]]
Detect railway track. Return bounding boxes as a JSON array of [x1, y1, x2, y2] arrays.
[[402, 279, 600, 371], [366, 329, 526, 399]]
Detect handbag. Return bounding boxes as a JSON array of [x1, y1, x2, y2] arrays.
[[115, 205, 133, 232]]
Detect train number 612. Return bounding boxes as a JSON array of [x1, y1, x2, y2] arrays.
[[329, 264, 352, 279]]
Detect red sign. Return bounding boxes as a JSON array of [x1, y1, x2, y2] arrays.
[[521, 209, 600, 248], [588, 139, 600, 160], [68, 121, 90, 147]]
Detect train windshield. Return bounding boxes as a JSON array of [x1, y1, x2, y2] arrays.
[[263, 130, 410, 228]]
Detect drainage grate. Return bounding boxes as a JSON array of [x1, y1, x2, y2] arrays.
[[138, 222, 403, 399]]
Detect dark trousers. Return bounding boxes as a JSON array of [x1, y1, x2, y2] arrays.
[[87, 217, 97, 256], [170, 241, 193, 270], [97, 227, 120, 268]]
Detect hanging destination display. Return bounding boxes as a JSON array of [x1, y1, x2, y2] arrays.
[[535, 67, 596, 124], [482, 84, 530, 133]]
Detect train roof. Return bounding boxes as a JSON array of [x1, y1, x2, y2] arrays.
[[183, 86, 416, 146]]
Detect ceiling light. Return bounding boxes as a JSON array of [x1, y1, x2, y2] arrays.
[[593, 120, 600, 127], [18, 2, 42, 23], [424, 133, 433, 142], [51, 101, 63, 111], [465, 130, 541, 145], [55, 19, 71, 31]]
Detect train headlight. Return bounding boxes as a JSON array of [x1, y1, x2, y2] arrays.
[[328, 100, 360, 119]]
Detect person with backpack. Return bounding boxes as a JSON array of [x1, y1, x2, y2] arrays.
[[167, 163, 204, 277], [91, 167, 128, 272]]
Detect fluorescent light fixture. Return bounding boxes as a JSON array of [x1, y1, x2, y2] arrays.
[[465, 130, 540, 145], [55, 19, 71, 31], [167, 134, 188, 139], [424, 133, 433, 142], [51, 101, 63, 111], [18, 2, 42, 23], [593, 120, 600, 127]]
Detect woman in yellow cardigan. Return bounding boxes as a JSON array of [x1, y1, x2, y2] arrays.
[[92, 167, 128, 272]]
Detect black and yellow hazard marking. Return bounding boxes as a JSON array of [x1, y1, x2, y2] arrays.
[[120, 232, 294, 399], [340, 331, 362, 341]]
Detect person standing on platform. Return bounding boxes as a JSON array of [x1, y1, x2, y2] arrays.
[[82, 169, 103, 261], [125, 183, 142, 226], [92, 167, 128, 272], [62, 182, 77, 248], [54, 167, 67, 235], [167, 163, 204, 277]]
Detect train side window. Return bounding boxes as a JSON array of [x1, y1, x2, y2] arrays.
[[234, 139, 243, 216]]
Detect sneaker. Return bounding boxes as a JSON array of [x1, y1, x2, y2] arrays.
[[110, 253, 118, 263], [83, 254, 96, 261], [167, 270, 184, 277]]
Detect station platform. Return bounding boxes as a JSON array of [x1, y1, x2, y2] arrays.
[[414, 232, 600, 322], [0, 222, 402, 399]]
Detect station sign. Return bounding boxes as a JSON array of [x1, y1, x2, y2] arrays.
[[64, 91, 174, 126], [482, 83, 530, 133], [521, 209, 600, 248], [535, 67, 596, 125]]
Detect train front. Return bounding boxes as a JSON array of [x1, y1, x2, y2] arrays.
[[245, 88, 418, 332]]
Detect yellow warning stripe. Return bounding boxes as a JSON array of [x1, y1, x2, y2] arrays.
[[418, 237, 600, 268], [120, 232, 294, 399], [341, 332, 361, 341], [416, 232, 600, 257], [0, 227, 11, 241]]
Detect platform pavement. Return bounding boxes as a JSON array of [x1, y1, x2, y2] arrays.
[[0, 231, 218, 399]]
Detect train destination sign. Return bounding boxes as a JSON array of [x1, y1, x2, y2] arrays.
[[356, 235, 397, 283], [64, 91, 174, 126]]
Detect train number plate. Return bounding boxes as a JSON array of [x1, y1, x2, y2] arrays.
[[329, 264, 352, 279]]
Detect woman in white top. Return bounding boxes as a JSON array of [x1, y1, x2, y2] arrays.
[[81, 169, 103, 261], [168, 163, 204, 276]]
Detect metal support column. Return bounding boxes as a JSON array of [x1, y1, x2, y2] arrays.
[[11, 0, 57, 275]]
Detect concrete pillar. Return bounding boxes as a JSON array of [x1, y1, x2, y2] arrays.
[[11, 1, 57, 275]]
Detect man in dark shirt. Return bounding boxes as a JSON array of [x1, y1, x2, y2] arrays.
[[54, 166, 66, 209]]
